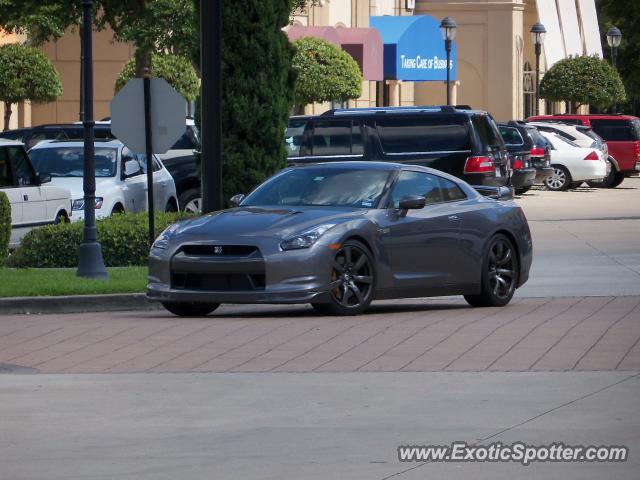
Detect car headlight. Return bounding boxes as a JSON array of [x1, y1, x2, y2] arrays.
[[280, 224, 336, 251], [72, 197, 103, 210], [152, 223, 181, 250]]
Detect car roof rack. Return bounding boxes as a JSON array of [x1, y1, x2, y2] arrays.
[[321, 105, 460, 116]]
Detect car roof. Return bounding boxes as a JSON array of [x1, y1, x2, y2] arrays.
[[528, 114, 639, 121], [30, 139, 123, 149], [317, 105, 487, 117], [0, 139, 25, 147]]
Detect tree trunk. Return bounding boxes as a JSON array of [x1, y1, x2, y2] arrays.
[[3, 102, 11, 131], [134, 48, 152, 77]]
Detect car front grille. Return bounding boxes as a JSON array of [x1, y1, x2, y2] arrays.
[[180, 244, 260, 257], [171, 272, 265, 291]]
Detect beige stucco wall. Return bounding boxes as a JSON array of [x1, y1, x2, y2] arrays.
[[31, 26, 134, 125], [415, 0, 525, 121]]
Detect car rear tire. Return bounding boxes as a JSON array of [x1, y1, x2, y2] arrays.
[[311, 240, 375, 316], [179, 188, 202, 214], [609, 171, 625, 188], [165, 199, 178, 212], [161, 301, 219, 317], [544, 165, 571, 191], [464, 234, 519, 308], [515, 186, 531, 195]]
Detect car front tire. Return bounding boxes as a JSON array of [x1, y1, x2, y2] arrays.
[[161, 301, 220, 317], [464, 234, 519, 308], [179, 188, 202, 214]]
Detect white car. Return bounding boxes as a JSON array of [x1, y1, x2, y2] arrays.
[[539, 131, 607, 191], [28, 140, 178, 221], [0, 140, 72, 248]]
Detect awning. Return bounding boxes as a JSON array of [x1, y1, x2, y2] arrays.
[[536, 0, 565, 68], [577, 0, 603, 58], [557, 0, 582, 57], [335, 27, 383, 81], [370, 15, 456, 82], [286, 25, 383, 80]]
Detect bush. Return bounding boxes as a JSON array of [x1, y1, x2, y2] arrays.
[[0, 192, 10, 264], [6, 211, 192, 268]]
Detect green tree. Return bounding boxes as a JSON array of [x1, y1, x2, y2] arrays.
[[115, 53, 200, 101], [539, 55, 625, 112], [220, 0, 296, 200], [292, 36, 362, 108], [598, 0, 640, 114], [0, 44, 62, 130]]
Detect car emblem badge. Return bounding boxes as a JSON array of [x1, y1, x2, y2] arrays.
[[213, 246, 223, 255]]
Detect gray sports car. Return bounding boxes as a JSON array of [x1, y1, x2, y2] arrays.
[[147, 162, 532, 316]]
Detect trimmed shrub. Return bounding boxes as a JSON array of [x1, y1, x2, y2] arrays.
[[6, 211, 192, 268], [0, 191, 10, 264]]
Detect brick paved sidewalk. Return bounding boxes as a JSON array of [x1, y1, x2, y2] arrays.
[[1, 296, 638, 374]]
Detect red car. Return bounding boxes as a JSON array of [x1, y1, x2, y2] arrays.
[[527, 114, 640, 188]]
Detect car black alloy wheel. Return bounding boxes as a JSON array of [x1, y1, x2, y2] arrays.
[[161, 301, 220, 317], [312, 240, 375, 316], [544, 165, 571, 191], [465, 234, 519, 307]]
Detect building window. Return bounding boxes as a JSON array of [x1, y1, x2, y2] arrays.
[[523, 61, 535, 119]]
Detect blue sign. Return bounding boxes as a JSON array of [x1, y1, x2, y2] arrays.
[[370, 15, 457, 82]]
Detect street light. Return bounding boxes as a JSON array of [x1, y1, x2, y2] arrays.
[[76, 0, 107, 279], [530, 22, 546, 116], [607, 26, 622, 113], [440, 16, 457, 106]]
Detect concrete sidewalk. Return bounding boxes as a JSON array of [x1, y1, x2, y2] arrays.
[[1, 371, 637, 480]]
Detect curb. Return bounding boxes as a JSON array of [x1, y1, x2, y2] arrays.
[[0, 293, 161, 315]]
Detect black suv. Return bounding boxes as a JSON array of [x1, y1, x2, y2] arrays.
[[285, 106, 511, 191], [497, 121, 553, 194]]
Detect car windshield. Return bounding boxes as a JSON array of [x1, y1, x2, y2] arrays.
[[29, 147, 118, 177], [242, 167, 391, 208]]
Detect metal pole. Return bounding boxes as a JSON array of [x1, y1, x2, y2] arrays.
[[611, 47, 618, 114], [445, 38, 451, 106], [534, 41, 541, 116], [200, 0, 223, 213], [143, 70, 155, 247], [79, 28, 84, 121], [77, 0, 107, 279]]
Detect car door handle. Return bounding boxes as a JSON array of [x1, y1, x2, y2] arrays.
[[448, 215, 459, 221], [23, 194, 28, 201]]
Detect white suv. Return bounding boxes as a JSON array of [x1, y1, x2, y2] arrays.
[[0, 140, 72, 247], [28, 140, 178, 220]]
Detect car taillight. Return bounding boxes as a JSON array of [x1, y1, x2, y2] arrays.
[[583, 150, 599, 160], [464, 156, 494, 173], [634, 141, 640, 160], [512, 159, 524, 169], [530, 147, 545, 157]]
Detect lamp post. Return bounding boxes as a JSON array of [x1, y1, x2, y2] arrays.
[[77, 0, 107, 279], [530, 22, 546, 116], [607, 26, 622, 114], [439, 16, 457, 106]]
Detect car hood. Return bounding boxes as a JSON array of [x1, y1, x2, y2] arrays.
[[49, 177, 114, 200], [177, 206, 367, 240]]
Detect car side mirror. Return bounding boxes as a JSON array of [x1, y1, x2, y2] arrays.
[[37, 173, 51, 184], [123, 159, 142, 178], [230, 193, 245, 207], [398, 195, 426, 211]]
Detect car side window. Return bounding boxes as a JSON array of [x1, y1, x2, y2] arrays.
[[8, 146, 36, 186], [311, 120, 354, 156], [590, 120, 638, 141], [0, 147, 13, 187], [390, 171, 443, 208], [438, 177, 467, 202], [377, 116, 470, 153], [499, 126, 524, 145]]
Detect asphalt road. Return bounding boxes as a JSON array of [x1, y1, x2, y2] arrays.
[[1, 177, 639, 480]]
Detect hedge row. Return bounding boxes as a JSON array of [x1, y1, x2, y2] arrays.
[[6, 211, 193, 268], [0, 192, 10, 264]]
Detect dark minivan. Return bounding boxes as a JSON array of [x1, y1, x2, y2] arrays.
[[285, 106, 511, 191]]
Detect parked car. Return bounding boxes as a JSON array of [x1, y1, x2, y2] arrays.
[[497, 121, 553, 194], [285, 106, 513, 194], [0, 124, 114, 149], [147, 161, 531, 316], [1, 120, 201, 211], [0, 140, 72, 248], [527, 114, 640, 187], [28, 140, 178, 220], [538, 131, 607, 191]]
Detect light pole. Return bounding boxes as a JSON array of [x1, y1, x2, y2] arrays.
[[77, 0, 107, 279], [530, 22, 546, 116], [607, 26, 622, 114], [439, 17, 457, 106]]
